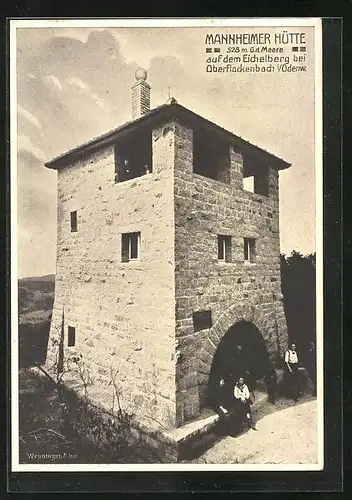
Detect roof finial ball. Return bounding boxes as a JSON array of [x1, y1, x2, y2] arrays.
[[135, 68, 148, 82]]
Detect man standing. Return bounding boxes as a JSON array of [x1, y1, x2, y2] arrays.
[[284, 342, 300, 401]]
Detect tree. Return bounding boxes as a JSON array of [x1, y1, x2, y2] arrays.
[[280, 251, 316, 364]]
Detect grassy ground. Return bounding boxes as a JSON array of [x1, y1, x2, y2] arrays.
[[19, 369, 317, 465], [19, 369, 158, 464]]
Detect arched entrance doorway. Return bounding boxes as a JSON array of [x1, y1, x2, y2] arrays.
[[208, 320, 272, 407]]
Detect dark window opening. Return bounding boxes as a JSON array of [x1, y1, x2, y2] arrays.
[[193, 310, 213, 332], [193, 127, 230, 183], [70, 211, 77, 232], [114, 129, 152, 183], [243, 157, 269, 196], [244, 238, 256, 263], [122, 232, 140, 262], [218, 235, 232, 263], [68, 326, 76, 347]]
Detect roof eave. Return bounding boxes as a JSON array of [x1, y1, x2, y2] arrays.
[[174, 104, 290, 170], [45, 103, 290, 170], [45, 106, 169, 170]]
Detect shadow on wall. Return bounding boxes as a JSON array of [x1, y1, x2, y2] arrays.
[[280, 251, 316, 364]]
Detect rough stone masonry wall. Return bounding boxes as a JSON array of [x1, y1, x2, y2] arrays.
[[48, 125, 177, 430], [173, 121, 288, 425]]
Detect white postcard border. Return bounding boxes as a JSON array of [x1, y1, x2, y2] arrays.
[[10, 17, 324, 473]]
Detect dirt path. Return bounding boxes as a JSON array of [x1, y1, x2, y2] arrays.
[[193, 397, 318, 465]]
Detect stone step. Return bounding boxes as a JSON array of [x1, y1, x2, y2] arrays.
[[253, 377, 267, 393], [162, 389, 268, 461], [252, 390, 269, 411]]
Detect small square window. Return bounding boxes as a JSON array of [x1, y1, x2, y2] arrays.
[[193, 310, 212, 332], [218, 235, 232, 263], [122, 232, 140, 262], [70, 211, 77, 232], [244, 238, 256, 263], [68, 326, 76, 347]]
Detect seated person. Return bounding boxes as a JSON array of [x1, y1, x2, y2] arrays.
[[233, 377, 257, 430], [211, 377, 234, 435], [212, 377, 232, 415]]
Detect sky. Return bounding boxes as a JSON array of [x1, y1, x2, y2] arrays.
[[15, 24, 317, 278]]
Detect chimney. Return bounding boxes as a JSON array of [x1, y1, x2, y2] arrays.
[[131, 68, 151, 120]]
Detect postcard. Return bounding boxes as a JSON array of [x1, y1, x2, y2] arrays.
[[10, 17, 323, 472]]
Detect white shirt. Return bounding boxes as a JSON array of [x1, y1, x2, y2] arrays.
[[285, 350, 298, 364], [234, 383, 250, 402]]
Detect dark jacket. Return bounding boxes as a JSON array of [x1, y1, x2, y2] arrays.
[[212, 379, 233, 412]]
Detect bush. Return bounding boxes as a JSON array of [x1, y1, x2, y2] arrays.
[[19, 369, 153, 464]]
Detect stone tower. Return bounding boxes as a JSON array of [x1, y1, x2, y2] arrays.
[[45, 69, 289, 451]]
